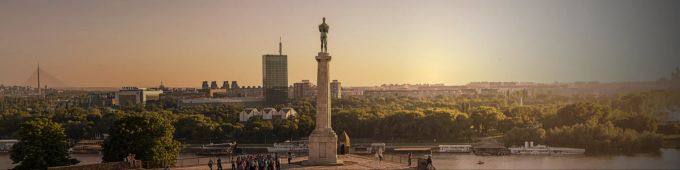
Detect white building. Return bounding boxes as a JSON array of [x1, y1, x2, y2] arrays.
[[114, 87, 163, 106], [239, 107, 297, 122]]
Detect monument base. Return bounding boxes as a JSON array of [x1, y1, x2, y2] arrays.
[[300, 159, 344, 166], [306, 128, 341, 165]]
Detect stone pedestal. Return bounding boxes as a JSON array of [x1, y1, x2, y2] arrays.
[[305, 52, 342, 165]]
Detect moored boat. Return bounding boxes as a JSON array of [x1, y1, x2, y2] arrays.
[[508, 141, 585, 155], [437, 144, 472, 153], [195, 142, 235, 156], [266, 140, 308, 153]]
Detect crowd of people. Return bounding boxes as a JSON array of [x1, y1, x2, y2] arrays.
[[230, 153, 282, 170], [123, 153, 137, 168]]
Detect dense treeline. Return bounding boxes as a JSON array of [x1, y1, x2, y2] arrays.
[[1, 90, 679, 154]]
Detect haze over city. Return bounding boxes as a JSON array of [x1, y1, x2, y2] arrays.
[[1, 0, 679, 87]]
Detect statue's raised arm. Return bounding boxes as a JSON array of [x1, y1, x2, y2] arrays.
[[319, 17, 329, 53]]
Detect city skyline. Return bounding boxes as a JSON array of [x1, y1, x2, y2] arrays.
[[1, 0, 680, 87]]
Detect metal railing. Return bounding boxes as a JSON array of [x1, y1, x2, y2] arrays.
[[380, 154, 414, 166], [143, 153, 299, 169], [143, 155, 236, 168]]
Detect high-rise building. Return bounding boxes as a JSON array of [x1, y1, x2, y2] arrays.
[[210, 81, 219, 89], [294, 80, 314, 98], [222, 81, 230, 89], [262, 39, 289, 105], [231, 81, 240, 89], [331, 80, 341, 99], [202, 81, 209, 89]]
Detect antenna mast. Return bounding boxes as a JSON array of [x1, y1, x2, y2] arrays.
[[279, 36, 282, 55]]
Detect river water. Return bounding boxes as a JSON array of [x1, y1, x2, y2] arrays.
[[431, 149, 680, 169], [1, 149, 679, 169]]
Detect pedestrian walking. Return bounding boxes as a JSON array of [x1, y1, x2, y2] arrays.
[[208, 159, 214, 170]]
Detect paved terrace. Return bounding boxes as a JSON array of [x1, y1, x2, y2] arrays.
[[169, 154, 413, 170]]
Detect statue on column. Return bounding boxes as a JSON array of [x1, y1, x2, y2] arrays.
[[319, 17, 330, 53]]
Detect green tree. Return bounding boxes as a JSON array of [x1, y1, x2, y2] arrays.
[[469, 106, 506, 135], [613, 112, 658, 132], [273, 118, 299, 140], [422, 109, 461, 141], [502, 127, 546, 147], [102, 112, 180, 168], [247, 117, 274, 141], [380, 110, 425, 140], [0, 111, 30, 139], [220, 122, 244, 140], [544, 102, 610, 129], [174, 114, 221, 141], [10, 118, 79, 170]]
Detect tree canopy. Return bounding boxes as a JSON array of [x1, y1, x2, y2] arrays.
[[10, 118, 79, 170], [102, 112, 180, 168]]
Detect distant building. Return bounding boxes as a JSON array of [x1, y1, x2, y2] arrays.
[[341, 87, 364, 96], [204, 88, 227, 97], [210, 81, 219, 89], [159, 88, 204, 102], [114, 87, 163, 106], [239, 107, 297, 122], [222, 81, 230, 89], [331, 80, 341, 99], [202, 81, 210, 89], [262, 39, 288, 105], [180, 97, 264, 107], [231, 86, 264, 97], [293, 80, 315, 98], [363, 89, 462, 97], [87, 92, 115, 107], [231, 81, 240, 89]]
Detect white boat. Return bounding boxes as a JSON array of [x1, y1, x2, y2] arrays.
[[438, 144, 472, 153], [509, 141, 585, 155], [267, 140, 308, 153], [196, 142, 235, 156]]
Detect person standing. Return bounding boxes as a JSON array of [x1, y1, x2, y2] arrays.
[[124, 153, 130, 167], [408, 152, 412, 166], [287, 152, 292, 164], [231, 157, 236, 170], [217, 158, 223, 170], [130, 154, 137, 167], [275, 155, 280, 170], [339, 143, 345, 155], [208, 159, 214, 170]]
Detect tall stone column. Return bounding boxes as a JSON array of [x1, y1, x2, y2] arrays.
[[315, 52, 332, 130], [306, 52, 340, 165]]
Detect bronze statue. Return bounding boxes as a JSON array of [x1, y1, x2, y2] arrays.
[[319, 17, 330, 52]]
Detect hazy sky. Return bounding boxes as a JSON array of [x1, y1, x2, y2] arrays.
[[1, 0, 679, 87]]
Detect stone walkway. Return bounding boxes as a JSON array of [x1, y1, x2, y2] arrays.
[[168, 154, 413, 170]]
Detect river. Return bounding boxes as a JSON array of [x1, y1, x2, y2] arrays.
[[430, 149, 680, 169], [1, 149, 679, 169]]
